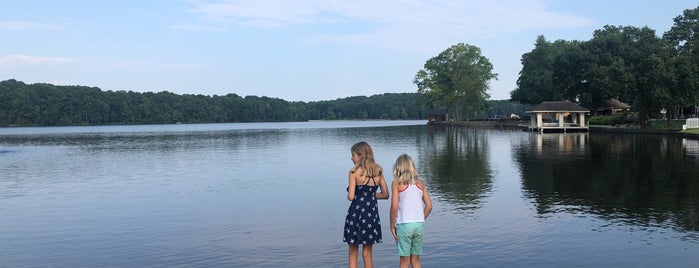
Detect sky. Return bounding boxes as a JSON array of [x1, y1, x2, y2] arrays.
[[1, 1, 697, 102]]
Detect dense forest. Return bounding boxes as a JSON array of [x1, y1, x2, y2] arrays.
[[0, 79, 422, 126], [511, 7, 699, 127], [0, 79, 527, 127]]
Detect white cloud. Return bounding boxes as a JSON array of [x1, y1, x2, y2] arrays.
[[112, 60, 208, 71], [169, 24, 227, 32], [159, 62, 210, 70], [0, 20, 63, 31], [187, 0, 324, 27], [0, 54, 76, 66], [184, 0, 595, 53]]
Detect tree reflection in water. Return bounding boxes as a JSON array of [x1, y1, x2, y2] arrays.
[[419, 126, 493, 212], [514, 132, 699, 235]]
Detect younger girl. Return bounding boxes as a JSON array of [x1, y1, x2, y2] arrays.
[[390, 154, 432, 268], [343, 141, 389, 268]]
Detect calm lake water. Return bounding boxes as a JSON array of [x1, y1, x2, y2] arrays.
[[1, 121, 698, 267]]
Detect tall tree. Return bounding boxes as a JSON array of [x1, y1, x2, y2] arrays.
[[414, 43, 497, 121], [551, 40, 592, 103], [586, 26, 672, 128], [512, 36, 584, 104], [663, 6, 699, 117]]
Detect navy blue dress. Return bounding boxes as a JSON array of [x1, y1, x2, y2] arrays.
[[343, 177, 382, 245]]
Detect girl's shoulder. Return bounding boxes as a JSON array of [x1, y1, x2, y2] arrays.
[[350, 166, 363, 174]]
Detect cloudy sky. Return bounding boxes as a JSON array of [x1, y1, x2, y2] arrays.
[[1, 0, 696, 101]]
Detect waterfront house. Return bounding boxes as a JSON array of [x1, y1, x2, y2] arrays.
[[593, 98, 631, 116], [526, 101, 590, 133]]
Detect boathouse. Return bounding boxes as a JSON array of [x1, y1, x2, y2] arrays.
[[427, 108, 447, 123], [526, 101, 590, 133]]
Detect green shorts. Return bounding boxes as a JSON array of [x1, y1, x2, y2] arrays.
[[396, 222, 425, 256]]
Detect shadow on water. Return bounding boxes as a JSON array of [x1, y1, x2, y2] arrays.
[[514, 132, 699, 236], [418, 125, 493, 211]]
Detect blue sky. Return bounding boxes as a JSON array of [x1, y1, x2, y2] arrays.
[[1, 1, 696, 101]]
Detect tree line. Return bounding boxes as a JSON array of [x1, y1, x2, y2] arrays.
[[0, 79, 530, 127], [511, 7, 699, 127], [0, 79, 432, 126]]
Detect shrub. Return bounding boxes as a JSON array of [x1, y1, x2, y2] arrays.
[[588, 114, 635, 126]]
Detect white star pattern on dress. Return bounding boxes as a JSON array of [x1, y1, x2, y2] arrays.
[[343, 183, 382, 245]]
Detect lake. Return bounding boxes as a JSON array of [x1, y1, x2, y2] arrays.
[[1, 121, 698, 267]]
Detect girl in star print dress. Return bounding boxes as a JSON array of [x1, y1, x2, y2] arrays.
[[344, 141, 389, 268]]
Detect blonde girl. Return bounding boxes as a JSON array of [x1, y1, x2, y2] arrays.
[[390, 154, 432, 268], [343, 141, 389, 268]]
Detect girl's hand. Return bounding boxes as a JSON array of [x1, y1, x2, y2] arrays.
[[390, 226, 398, 244]]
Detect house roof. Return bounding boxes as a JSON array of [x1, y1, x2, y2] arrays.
[[527, 101, 590, 113], [605, 98, 631, 109]]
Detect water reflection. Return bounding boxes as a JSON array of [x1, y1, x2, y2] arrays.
[[419, 126, 493, 211], [0, 129, 287, 151], [531, 132, 588, 156], [1, 122, 698, 267], [684, 138, 699, 157], [0, 128, 298, 203], [515, 133, 699, 235]]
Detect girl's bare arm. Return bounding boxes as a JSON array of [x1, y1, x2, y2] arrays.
[[375, 175, 389, 199], [419, 180, 433, 219], [347, 172, 356, 201], [389, 180, 400, 241]]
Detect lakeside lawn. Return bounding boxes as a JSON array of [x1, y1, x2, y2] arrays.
[[650, 119, 686, 130], [602, 119, 699, 136], [649, 119, 699, 136], [682, 128, 699, 135]]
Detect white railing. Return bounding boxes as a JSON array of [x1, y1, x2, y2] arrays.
[[683, 118, 699, 130]]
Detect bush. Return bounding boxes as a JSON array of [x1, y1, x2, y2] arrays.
[[588, 114, 635, 126]]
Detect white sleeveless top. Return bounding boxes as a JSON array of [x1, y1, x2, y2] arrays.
[[396, 183, 425, 224]]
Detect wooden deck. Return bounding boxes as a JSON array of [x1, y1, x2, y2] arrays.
[[528, 123, 589, 133]]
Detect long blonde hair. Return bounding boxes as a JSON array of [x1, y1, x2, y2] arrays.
[[393, 154, 419, 185], [350, 141, 383, 178]]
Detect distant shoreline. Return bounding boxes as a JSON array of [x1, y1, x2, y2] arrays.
[[589, 125, 699, 140]]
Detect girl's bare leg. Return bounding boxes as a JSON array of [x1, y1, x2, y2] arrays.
[[410, 255, 421, 268], [361, 244, 373, 268], [348, 244, 358, 268], [399, 256, 410, 268]]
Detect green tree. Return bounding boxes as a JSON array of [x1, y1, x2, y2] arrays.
[[515, 25, 674, 128], [663, 6, 699, 118], [325, 108, 337, 120], [586, 26, 671, 127], [512, 36, 576, 104], [414, 43, 498, 121]]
